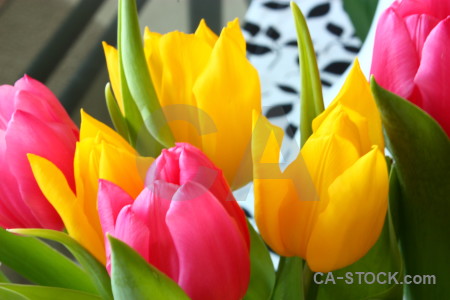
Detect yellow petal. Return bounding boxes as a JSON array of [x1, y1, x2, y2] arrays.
[[80, 110, 136, 154], [155, 31, 213, 148], [222, 18, 246, 55], [195, 19, 218, 47], [28, 154, 106, 264], [99, 141, 152, 199], [252, 113, 289, 255], [313, 103, 372, 155], [194, 23, 261, 187], [306, 146, 388, 272], [313, 59, 384, 149], [73, 139, 103, 238], [301, 133, 360, 202], [102, 42, 123, 114]]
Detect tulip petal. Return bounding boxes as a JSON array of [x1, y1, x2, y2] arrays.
[[194, 20, 261, 186], [102, 42, 124, 114], [28, 154, 106, 264], [131, 183, 180, 282], [320, 60, 384, 149], [146, 143, 250, 247], [157, 31, 212, 147], [306, 147, 388, 272], [99, 142, 152, 199], [97, 179, 134, 271], [414, 17, 450, 136], [98, 179, 134, 238], [14, 76, 76, 133], [404, 14, 439, 61], [80, 110, 135, 154], [195, 19, 218, 47], [371, 8, 420, 103], [166, 181, 250, 300], [394, 0, 450, 20], [6, 111, 77, 229], [0, 85, 16, 129], [114, 205, 151, 269], [252, 113, 291, 255], [0, 128, 42, 228]]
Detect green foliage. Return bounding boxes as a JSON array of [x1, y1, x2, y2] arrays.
[[109, 236, 189, 300], [0, 284, 103, 300], [291, 2, 324, 147], [371, 78, 450, 299], [244, 221, 275, 300], [0, 228, 96, 294], [10, 229, 113, 300], [343, 0, 379, 42]]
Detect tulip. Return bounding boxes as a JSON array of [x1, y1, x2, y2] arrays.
[[0, 75, 78, 229], [103, 19, 261, 188], [28, 111, 153, 263], [252, 61, 389, 272], [371, 0, 450, 136], [98, 143, 250, 300]]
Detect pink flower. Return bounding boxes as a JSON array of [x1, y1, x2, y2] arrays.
[[0, 75, 79, 229], [371, 0, 450, 136], [98, 143, 250, 300]]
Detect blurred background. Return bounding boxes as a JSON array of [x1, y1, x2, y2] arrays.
[[0, 0, 249, 125]]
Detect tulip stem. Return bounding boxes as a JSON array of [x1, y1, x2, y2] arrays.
[[303, 264, 318, 300], [271, 256, 304, 300]]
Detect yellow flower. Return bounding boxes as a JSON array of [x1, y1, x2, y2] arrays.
[[252, 60, 388, 272], [103, 19, 261, 189], [28, 111, 153, 264]]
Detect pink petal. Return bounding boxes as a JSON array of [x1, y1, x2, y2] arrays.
[[0, 85, 16, 129], [166, 181, 250, 300], [14, 75, 77, 131], [414, 17, 450, 136], [371, 8, 420, 100], [98, 179, 134, 270], [146, 143, 250, 248], [394, 0, 450, 20], [0, 127, 41, 228], [404, 14, 440, 60], [5, 110, 77, 229], [112, 206, 150, 273], [132, 182, 180, 282]]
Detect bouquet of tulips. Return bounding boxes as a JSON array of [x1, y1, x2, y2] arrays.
[[0, 0, 448, 299]]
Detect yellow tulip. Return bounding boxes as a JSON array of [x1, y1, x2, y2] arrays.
[[28, 111, 153, 264], [103, 19, 261, 189], [252, 60, 388, 272]]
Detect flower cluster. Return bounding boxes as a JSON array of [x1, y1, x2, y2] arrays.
[[0, 0, 448, 299]]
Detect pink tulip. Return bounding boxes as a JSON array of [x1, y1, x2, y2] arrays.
[[99, 143, 250, 300], [371, 0, 450, 136], [0, 75, 78, 229]]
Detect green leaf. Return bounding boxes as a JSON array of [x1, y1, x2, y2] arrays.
[[271, 257, 304, 300], [0, 284, 102, 300], [244, 221, 275, 300], [119, 0, 174, 151], [313, 173, 404, 300], [343, 0, 379, 42], [10, 229, 113, 300], [0, 266, 10, 283], [0, 287, 28, 300], [108, 235, 189, 300], [371, 78, 450, 299], [105, 82, 129, 141], [0, 228, 95, 294], [291, 2, 324, 147]]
